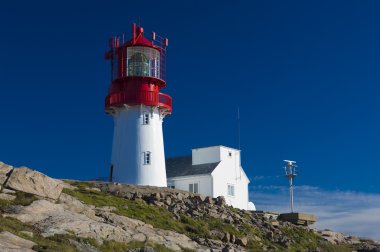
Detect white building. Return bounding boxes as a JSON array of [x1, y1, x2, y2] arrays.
[[166, 146, 255, 210]]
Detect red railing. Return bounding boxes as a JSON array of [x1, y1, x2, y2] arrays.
[[105, 91, 172, 113], [158, 92, 172, 112]]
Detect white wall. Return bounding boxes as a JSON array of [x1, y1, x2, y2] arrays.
[[167, 175, 212, 196], [110, 105, 167, 186], [211, 147, 250, 210], [170, 146, 250, 210]]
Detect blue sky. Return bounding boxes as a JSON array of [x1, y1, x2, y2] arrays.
[[1, 0, 380, 239]]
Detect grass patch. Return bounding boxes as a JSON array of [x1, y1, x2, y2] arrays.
[[280, 227, 356, 252], [0, 215, 78, 251], [63, 186, 243, 240], [0, 191, 38, 211], [13, 191, 38, 206], [61, 182, 365, 252], [62, 187, 184, 233], [87, 240, 176, 252]]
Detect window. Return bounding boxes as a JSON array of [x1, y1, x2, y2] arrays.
[[127, 46, 160, 78], [189, 183, 199, 193], [144, 151, 151, 165], [169, 186, 175, 189], [227, 184, 235, 197], [228, 152, 232, 157], [143, 113, 150, 125]]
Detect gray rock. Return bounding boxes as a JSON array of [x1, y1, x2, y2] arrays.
[[222, 232, 230, 243], [69, 239, 101, 252], [0, 231, 36, 252], [6, 198, 201, 251], [319, 230, 346, 244], [5, 167, 63, 200], [195, 194, 206, 202], [0, 162, 13, 185], [164, 196, 172, 205], [0, 193, 16, 201], [215, 196, 226, 207], [235, 237, 248, 247], [2, 188, 16, 194], [204, 196, 214, 204], [152, 192, 161, 201], [230, 234, 236, 243], [209, 230, 225, 240], [129, 247, 155, 252], [124, 192, 134, 200], [266, 231, 274, 239], [222, 244, 235, 252], [176, 193, 184, 201]]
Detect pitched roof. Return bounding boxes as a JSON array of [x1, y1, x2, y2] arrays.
[[165, 156, 220, 178]]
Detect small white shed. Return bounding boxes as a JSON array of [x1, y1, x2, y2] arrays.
[[166, 146, 255, 210]]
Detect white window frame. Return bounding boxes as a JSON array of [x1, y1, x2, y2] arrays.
[[143, 151, 151, 165], [227, 184, 235, 197], [143, 113, 150, 125], [189, 182, 199, 193]]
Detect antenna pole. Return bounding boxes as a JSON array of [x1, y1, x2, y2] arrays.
[[237, 107, 241, 150], [289, 175, 294, 212], [283, 160, 297, 213]]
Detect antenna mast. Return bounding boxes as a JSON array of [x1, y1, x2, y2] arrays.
[[237, 107, 241, 150], [283, 160, 297, 212]]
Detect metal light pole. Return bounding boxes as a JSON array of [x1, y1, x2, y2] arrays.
[[283, 160, 297, 213]]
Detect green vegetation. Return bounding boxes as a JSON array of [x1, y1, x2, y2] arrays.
[[63, 182, 365, 252], [0, 191, 38, 210], [63, 185, 245, 240], [0, 185, 175, 251], [0, 181, 364, 252], [0, 215, 78, 251], [280, 227, 356, 252], [86, 240, 177, 252], [0, 214, 176, 252]]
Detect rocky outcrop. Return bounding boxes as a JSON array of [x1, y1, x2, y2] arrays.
[[4, 196, 201, 251], [1, 161, 380, 252], [0, 162, 13, 188], [4, 167, 63, 200], [0, 231, 36, 252]]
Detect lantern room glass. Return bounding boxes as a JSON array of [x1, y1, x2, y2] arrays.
[[127, 46, 160, 78]]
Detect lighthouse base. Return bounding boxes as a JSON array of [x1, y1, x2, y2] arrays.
[[109, 105, 167, 187]]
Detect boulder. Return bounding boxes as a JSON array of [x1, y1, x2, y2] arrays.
[[0, 231, 36, 252], [222, 244, 236, 252], [222, 232, 230, 242], [235, 237, 248, 247], [164, 196, 172, 205], [0, 162, 13, 185], [175, 192, 184, 201], [319, 230, 346, 244], [0, 193, 16, 201], [209, 229, 225, 240], [2, 188, 16, 194], [230, 234, 236, 243], [204, 196, 214, 204], [215, 196, 226, 206], [5, 167, 63, 200]]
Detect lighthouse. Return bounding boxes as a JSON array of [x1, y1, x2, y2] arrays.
[[104, 23, 172, 186]]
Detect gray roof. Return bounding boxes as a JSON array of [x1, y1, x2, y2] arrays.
[[165, 156, 220, 178]]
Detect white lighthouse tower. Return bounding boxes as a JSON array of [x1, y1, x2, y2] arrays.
[[104, 23, 172, 186]]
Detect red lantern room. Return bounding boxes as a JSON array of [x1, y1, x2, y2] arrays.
[[104, 23, 172, 115]]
